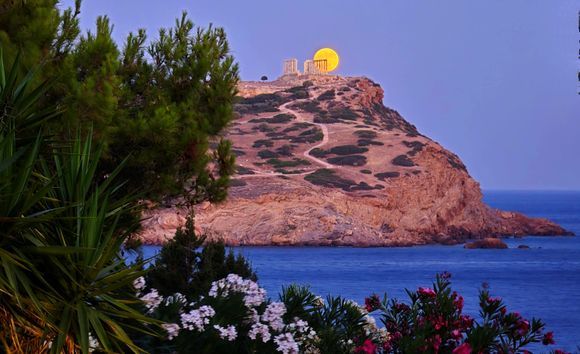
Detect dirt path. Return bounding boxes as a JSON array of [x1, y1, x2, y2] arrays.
[[237, 100, 335, 179], [278, 101, 335, 169]]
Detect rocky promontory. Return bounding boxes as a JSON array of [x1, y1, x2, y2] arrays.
[[139, 75, 573, 246]]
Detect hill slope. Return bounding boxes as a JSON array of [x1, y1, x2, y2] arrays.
[[140, 76, 572, 246]]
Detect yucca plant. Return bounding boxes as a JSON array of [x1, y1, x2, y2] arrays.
[[0, 49, 158, 353]]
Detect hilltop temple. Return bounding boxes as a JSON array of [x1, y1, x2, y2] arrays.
[[282, 58, 328, 76]]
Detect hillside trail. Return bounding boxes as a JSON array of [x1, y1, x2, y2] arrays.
[[237, 100, 335, 178]]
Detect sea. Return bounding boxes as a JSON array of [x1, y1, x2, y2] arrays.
[[142, 190, 580, 351]]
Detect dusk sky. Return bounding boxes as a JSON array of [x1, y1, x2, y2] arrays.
[[61, 0, 580, 190]]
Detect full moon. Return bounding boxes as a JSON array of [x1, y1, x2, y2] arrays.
[[313, 48, 339, 73]]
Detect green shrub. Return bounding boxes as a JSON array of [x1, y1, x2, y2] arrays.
[[290, 100, 322, 113], [357, 139, 384, 147], [229, 179, 247, 187], [328, 145, 368, 155], [392, 154, 415, 167], [354, 130, 378, 139], [252, 139, 274, 148], [360, 169, 372, 174], [304, 169, 356, 191], [291, 128, 323, 143], [327, 155, 367, 166], [329, 106, 358, 121], [236, 166, 255, 175], [275, 145, 294, 157], [266, 158, 311, 168], [317, 89, 336, 101], [310, 148, 328, 158], [258, 150, 279, 159], [375, 171, 400, 180]]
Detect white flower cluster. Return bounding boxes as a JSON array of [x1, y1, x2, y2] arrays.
[[262, 302, 287, 331], [180, 305, 216, 331], [274, 332, 299, 354], [140, 289, 164, 313], [134, 274, 317, 351], [248, 322, 271, 343], [161, 323, 180, 340], [214, 324, 238, 341], [209, 274, 266, 307]]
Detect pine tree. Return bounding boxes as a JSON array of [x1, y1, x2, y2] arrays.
[[0, 2, 239, 201]]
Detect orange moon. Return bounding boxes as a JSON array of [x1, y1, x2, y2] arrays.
[[313, 48, 339, 73]]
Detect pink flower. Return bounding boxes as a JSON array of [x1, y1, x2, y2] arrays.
[[454, 296, 464, 311], [451, 329, 462, 340], [364, 294, 381, 312], [542, 331, 555, 345], [418, 287, 436, 298], [354, 339, 377, 354], [452, 343, 472, 354]]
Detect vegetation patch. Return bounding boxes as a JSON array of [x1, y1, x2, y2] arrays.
[[317, 89, 336, 101], [282, 122, 313, 133], [249, 113, 295, 124], [392, 154, 415, 167], [266, 158, 311, 168], [289, 100, 322, 114], [236, 166, 255, 175], [357, 139, 384, 147], [291, 128, 323, 143], [310, 148, 328, 158], [313, 115, 340, 124], [304, 169, 356, 191], [329, 106, 358, 121], [285, 86, 309, 99], [232, 148, 246, 156], [327, 155, 367, 166], [328, 145, 368, 155], [229, 179, 247, 187], [360, 169, 372, 174], [258, 150, 279, 159], [375, 171, 400, 181], [275, 145, 294, 157], [252, 123, 274, 132], [403, 140, 425, 156], [354, 130, 378, 139], [252, 139, 274, 148], [236, 93, 287, 114]]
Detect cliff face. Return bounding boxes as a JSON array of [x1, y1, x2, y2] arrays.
[[139, 75, 572, 246]]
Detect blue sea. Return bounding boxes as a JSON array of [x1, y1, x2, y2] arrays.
[[143, 191, 580, 351]]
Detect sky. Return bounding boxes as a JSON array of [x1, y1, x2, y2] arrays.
[[60, 0, 580, 190]]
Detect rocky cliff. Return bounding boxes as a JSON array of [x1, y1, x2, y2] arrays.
[[139, 75, 573, 246]]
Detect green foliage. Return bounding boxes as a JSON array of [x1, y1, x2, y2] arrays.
[[392, 154, 415, 167], [327, 154, 367, 166], [329, 145, 369, 156], [147, 215, 256, 299], [317, 89, 336, 101], [280, 285, 370, 354], [1, 2, 240, 200], [0, 52, 154, 353]]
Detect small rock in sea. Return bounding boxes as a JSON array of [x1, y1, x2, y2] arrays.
[[464, 238, 508, 249], [517, 244, 530, 249]]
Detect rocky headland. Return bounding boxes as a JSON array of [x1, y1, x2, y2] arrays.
[[139, 75, 573, 246]]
